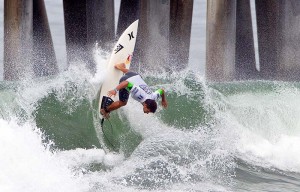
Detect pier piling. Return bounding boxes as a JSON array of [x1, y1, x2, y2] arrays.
[[206, 0, 237, 82], [117, 0, 140, 38], [63, 0, 88, 68], [170, 0, 193, 70], [33, 0, 58, 77], [134, 0, 170, 72], [235, 0, 257, 80], [4, 0, 33, 80]]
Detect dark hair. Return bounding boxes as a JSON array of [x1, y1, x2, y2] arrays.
[[145, 99, 157, 113]]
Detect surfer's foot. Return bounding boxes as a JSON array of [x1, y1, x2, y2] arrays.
[[115, 63, 129, 73], [100, 109, 110, 119]]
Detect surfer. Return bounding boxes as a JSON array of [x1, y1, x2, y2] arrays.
[[100, 63, 168, 118]]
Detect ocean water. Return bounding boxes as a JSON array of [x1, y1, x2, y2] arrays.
[[0, 1, 300, 192]]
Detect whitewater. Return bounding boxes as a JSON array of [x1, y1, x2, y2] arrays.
[[0, 51, 300, 191]]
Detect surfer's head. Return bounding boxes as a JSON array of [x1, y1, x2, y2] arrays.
[[143, 99, 157, 113]]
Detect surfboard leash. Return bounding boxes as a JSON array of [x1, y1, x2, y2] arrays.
[[101, 118, 116, 149], [100, 96, 116, 149]]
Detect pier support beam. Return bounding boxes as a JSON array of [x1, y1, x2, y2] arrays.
[[63, 0, 115, 71], [134, 0, 170, 72], [63, 0, 88, 68], [255, 0, 282, 80], [86, 0, 115, 72], [133, 0, 193, 72], [117, 0, 140, 38], [276, 1, 300, 81], [4, 0, 33, 80], [170, 0, 193, 70], [33, 0, 58, 77], [206, 0, 237, 82], [87, 0, 115, 50], [235, 0, 257, 80]]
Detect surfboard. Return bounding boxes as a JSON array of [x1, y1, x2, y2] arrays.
[[98, 20, 139, 120]]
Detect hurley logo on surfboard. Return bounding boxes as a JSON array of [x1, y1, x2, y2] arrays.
[[128, 31, 135, 41]]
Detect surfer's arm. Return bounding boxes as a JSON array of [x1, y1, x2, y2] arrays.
[[156, 89, 168, 108], [108, 81, 132, 97]]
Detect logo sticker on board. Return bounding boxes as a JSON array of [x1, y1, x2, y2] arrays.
[[114, 44, 124, 54], [128, 31, 135, 41]]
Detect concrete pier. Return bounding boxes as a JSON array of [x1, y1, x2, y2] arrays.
[[134, 0, 170, 72], [276, 1, 300, 81], [63, 0, 115, 71], [117, 0, 140, 38], [255, 0, 281, 80], [207, 0, 300, 81], [87, 0, 115, 50], [86, 0, 115, 72], [235, 0, 257, 80], [33, 0, 58, 77], [63, 0, 88, 67], [170, 0, 193, 70], [4, 0, 33, 80], [5, 0, 300, 82], [206, 0, 237, 82]]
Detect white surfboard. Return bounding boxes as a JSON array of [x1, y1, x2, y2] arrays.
[[98, 20, 139, 117]]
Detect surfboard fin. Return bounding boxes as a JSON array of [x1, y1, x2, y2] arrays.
[[100, 118, 105, 127]]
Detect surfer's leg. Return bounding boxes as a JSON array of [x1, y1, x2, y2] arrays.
[[115, 63, 129, 73], [100, 100, 127, 118], [106, 101, 127, 112], [101, 87, 129, 118]]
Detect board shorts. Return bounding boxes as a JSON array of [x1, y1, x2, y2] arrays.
[[119, 71, 138, 102]]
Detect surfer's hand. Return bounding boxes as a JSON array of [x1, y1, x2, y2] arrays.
[[108, 90, 117, 97], [161, 99, 168, 108]]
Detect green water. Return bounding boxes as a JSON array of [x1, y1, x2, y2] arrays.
[[33, 90, 143, 155], [1, 74, 300, 191], [34, 93, 100, 150]]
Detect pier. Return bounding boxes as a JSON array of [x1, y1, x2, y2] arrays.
[[3, 0, 300, 82]]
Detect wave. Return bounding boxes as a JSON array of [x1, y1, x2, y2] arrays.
[[211, 81, 300, 173], [1, 55, 300, 191]]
